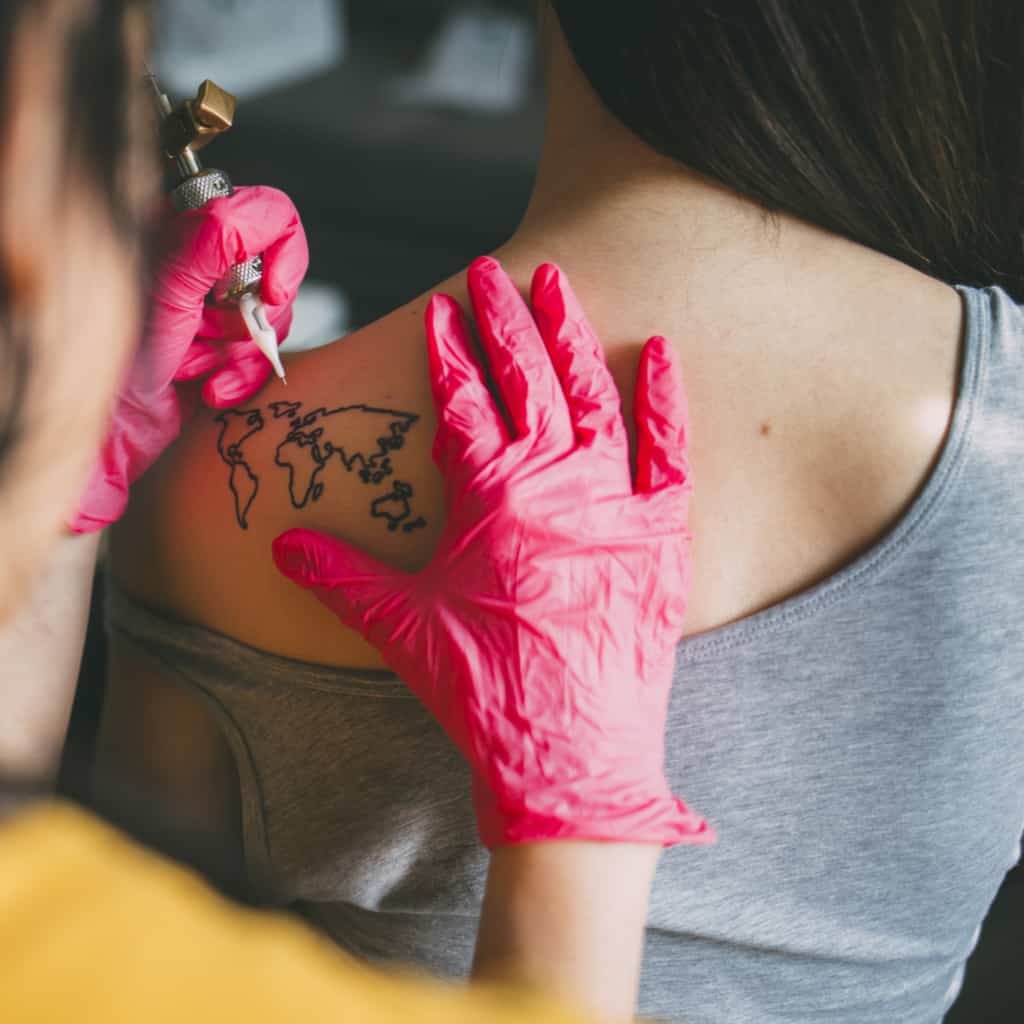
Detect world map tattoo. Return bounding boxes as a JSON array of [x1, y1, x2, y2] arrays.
[[215, 408, 265, 530], [213, 400, 428, 533]]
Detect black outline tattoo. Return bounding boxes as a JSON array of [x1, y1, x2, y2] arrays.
[[272, 403, 417, 506], [213, 401, 429, 534], [214, 408, 265, 529], [371, 481, 428, 533]]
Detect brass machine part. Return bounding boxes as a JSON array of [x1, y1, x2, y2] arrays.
[[144, 71, 284, 381], [147, 76, 262, 302], [159, 79, 237, 176]]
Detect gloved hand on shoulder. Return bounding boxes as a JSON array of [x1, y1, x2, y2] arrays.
[[68, 185, 308, 534], [273, 255, 717, 851]]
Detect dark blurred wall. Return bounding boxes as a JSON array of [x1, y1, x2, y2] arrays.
[[210, 0, 546, 326]]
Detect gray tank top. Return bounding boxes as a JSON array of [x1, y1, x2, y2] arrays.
[[105, 283, 1024, 1023]]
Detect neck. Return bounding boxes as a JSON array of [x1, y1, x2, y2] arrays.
[[495, 26, 917, 347], [514, 60, 771, 263]]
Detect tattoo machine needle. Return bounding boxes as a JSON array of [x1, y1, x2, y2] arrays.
[[144, 66, 287, 386]]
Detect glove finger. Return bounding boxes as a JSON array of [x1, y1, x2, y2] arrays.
[[198, 299, 293, 347], [466, 255, 572, 451], [258, 214, 310, 307], [530, 263, 629, 459], [184, 186, 306, 283], [201, 342, 273, 408], [634, 335, 693, 494], [174, 338, 228, 382], [196, 302, 250, 344], [426, 293, 509, 478], [196, 304, 293, 408], [272, 528, 409, 640], [132, 294, 205, 394], [68, 386, 184, 533]]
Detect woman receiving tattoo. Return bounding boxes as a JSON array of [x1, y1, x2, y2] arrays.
[[96, 4, 1024, 1024]]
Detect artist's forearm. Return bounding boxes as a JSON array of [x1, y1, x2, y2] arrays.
[[472, 841, 661, 1023], [0, 531, 100, 780]]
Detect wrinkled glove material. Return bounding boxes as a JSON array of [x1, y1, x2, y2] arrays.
[[274, 256, 717, 850], [69, 186, 308, 533]]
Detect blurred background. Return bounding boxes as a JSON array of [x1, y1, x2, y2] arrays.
[[60, 3, 1020, 1019], [150, 0, 546, 347]]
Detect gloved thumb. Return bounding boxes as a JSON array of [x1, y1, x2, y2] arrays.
[[199, 340, 273, 409], [271, 528, 409, 640]]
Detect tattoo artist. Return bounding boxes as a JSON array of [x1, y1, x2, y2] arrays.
[[0, 2, 713, 1022]]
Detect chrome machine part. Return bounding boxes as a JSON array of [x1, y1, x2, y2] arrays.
[[148, 76, 264, 303]]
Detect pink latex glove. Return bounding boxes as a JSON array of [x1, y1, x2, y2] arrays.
[[69, 185, 308, 533], [273, 256, 717, 849]]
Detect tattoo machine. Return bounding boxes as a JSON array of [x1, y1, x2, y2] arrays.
[[144, 70, 287, 385]]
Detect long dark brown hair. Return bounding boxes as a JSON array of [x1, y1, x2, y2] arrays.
[[549, 1, 1024, 302]]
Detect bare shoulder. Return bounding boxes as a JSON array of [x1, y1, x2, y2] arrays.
[[110, 270, 475, 669], [109, 247, 965, 666]]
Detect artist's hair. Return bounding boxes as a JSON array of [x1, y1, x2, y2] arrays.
[[0, 0, 153, 485], [548, 1, 1024, 302]]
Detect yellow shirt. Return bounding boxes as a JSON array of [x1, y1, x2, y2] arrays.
[[0, 800, 589, 1023]]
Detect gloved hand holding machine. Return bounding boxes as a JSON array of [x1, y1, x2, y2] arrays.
[[144, 68, 287, 385], [69, 73, 307, 531]]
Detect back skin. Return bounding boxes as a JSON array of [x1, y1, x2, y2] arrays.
[[98, 13, 968, 835], [111, 219, 966, 664], [99, 221, 964, 838]]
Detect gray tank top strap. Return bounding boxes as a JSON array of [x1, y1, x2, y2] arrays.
[[103, 576, 410, 697]]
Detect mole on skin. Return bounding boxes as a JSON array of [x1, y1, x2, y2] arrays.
[[759, 421, 772, 437]]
